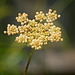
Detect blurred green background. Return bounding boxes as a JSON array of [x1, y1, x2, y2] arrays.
[[0, 0, 75, 75]]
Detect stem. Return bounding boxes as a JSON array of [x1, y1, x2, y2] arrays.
[[24, 48, 34, 75]]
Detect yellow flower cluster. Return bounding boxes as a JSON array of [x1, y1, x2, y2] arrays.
[[16, 13, 28, 25], [35, 11, 46, 22], [4, 24, 19, 35], [46, 9, 61, 22], [4, 9, 63, 50]]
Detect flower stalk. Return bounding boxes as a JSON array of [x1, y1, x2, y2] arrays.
[[24, 48, 34, 75]]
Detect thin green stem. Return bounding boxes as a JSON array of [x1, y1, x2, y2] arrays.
[[24, 48, 34, 75]]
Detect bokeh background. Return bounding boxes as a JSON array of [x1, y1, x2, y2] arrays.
[[0, 0, 75, 75]]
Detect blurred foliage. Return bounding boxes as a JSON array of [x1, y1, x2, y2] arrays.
[[0, 0, 12, 19], [0, 5, 12, 19], [0, 0, 74, 75], [0, 0, 12, 55]]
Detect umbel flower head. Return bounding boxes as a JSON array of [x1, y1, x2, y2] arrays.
[[4, 9, 63, 50]]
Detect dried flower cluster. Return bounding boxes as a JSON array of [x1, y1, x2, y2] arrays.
[[4, 9, 63, 50]]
